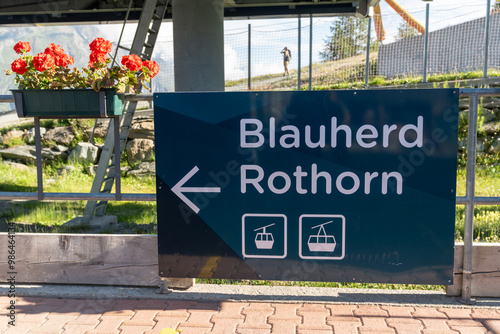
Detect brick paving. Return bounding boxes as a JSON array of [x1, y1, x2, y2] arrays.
[[1, 296, 500, 334]]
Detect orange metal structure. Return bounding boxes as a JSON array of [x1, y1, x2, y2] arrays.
[[373, 0, 426, 42]]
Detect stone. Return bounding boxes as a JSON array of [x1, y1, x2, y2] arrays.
[[127, 161, 155, 177], [477, 140, 486, 152], [85, 165, 97, 175], [26, 127, 46, 144], [44, 126, 75, 145], [0, 145, 36, 163], [68, 142, 99, 165], [53, 145, 69, 153], [126, 138, 155, 165], [83, 120, 109, 140], [58, 165, 76, 175], [481, 108, 496, 123], [1, 161, 35, 172], [1, 129, 25, 145], [41, 147, 70, 160], [483, 121, 500, 135], [458, 139, 486, 152], [129, 120, 155, 140], [489, 136, 500, 154]]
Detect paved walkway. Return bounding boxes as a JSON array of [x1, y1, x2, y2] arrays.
[[2, 294, 500, 334]]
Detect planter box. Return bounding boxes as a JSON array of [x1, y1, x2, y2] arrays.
[[12, 89, 124, 118]]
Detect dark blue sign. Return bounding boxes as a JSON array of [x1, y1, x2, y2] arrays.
[[154, 89, 459, 285]]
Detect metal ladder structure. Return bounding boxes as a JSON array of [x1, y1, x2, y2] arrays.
[[82, 0, 169, 223]]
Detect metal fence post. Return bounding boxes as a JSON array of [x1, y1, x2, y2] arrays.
[[309, 14, 313, 91], [248, 24, 251, 90], [460, 93, 479, 305], [423, 3, 430, 83], [365, 17, 372, 87], [298, 14, 301, 91], [483, 0, 491, 78]]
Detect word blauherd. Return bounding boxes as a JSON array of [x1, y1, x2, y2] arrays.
[[239, 116, 424, 196]]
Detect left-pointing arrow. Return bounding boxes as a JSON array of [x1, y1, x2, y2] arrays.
[[171, 166, 221, 214]]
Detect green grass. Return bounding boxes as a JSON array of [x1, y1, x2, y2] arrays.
[[196, 278, 445, 291]]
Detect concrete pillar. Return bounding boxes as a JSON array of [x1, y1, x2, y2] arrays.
[[168, 0, 225, 290], [172, 0, 225, 92]]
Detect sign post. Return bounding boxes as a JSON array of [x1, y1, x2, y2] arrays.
[[154, 89, 459, 285]]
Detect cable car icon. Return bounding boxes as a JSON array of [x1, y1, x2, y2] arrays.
[[254, 223, 275, 249], [308, 221, 336, 252]]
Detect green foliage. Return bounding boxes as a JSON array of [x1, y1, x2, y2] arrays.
[[197, 279, 444, 291], [396, 22, 420, 41], [1, 134, 26, 148], [320, 17, 375, 61]]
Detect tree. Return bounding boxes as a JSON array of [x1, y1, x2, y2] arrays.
[[396, 22, 419, 41], [320, 17, 374, 61]]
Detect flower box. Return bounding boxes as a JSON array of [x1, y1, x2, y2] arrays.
[[11, 89, 124, 118]]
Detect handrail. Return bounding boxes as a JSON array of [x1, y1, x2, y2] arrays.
[[0, 93, 154, 103]]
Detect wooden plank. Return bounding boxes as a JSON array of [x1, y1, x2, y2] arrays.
[[0, 233, 160, 286], [446, 243, 500, 297]]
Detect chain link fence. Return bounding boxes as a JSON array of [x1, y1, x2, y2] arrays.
[[221, 0, 499, 91]]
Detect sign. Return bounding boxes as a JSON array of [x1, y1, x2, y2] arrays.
[[154, 89, 459, 285]]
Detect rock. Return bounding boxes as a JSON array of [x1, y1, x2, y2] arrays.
[[126, 138, 154, 165], [489, 136, 500, 154], [53, 145, 69, 153], [129, 119, 155, 140], [127, 161, 155, 177], [44, 126, 75, 145], [83, 119, 109, 140], [85, 165, 97, 175], [458, 139, 485, 152], [477, 140, 486, 153], [0, 145, 36, 163], [5, 129, 25, 139], [481, 108, 496, 123], [1, 161, 35, 172], [58, 165, 76, 175], [68, 142, 99, 165], [1, 129, 25, 145], [41, 147, 69, 160], [483, 121, 500, 135], [26, 127, 46, 143]]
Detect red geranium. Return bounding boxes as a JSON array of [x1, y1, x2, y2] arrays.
[[33, 52, 55, 72], [121, 54, 143, 72], [142, 60, 160, 78], [55, 53, 74, 67], [7, 37, 159, 92], [11, 58, 28, 75], [89, 37, 112, 54], [88, 52, 108, 67], [14, 41, 31, 54], [44, 43, 65, 57]]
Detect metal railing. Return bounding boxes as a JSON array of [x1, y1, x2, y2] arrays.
[[1, 89, 499, 304]]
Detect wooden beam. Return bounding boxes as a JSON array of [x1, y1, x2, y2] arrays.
[[446, 243, 500, 298], [0, 233, 160, 287], [1, 233, 499, 297]]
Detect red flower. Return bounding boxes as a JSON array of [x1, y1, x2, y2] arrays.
[[142, 60, 160, 78], [121, 54, 143, 72], [14, 41, 31, 54], [89, 37, 112, 54], [88, 52, 108, 67], [33, 52, 55, 72], [11, 58, 28, 75], [55, 53, 74, 67], [44, 43, 65, 56]]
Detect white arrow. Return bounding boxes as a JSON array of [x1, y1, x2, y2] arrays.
[[171, 166, 221, 214]]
